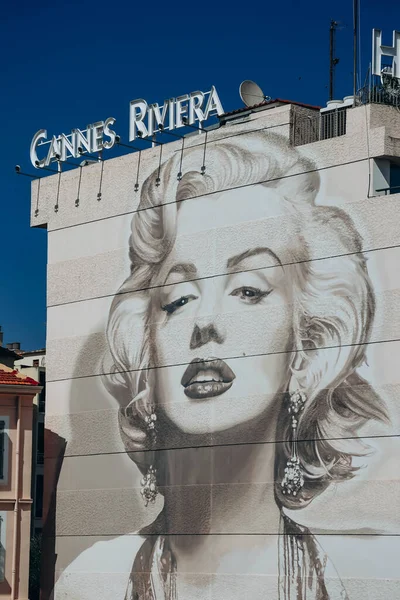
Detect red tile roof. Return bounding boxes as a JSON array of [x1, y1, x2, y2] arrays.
[[0, 364, 39, 386]]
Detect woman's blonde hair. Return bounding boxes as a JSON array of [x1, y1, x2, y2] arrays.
[[105, 130, 388, 507]]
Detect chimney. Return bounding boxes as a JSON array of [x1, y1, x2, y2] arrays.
[[6, 342, 21, 352], [0, 327, 3, 347]]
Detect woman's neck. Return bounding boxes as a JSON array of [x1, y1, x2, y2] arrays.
[[161, 416, 281, 574], [163, 441, 279, 530]]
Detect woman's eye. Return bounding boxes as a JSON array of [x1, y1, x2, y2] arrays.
[[161, 294, 198, 314], [230, 286, 271, 304]]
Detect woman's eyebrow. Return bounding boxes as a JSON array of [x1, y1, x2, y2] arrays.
[[165, 262, 197, 279], [227, 247, 282, 270]]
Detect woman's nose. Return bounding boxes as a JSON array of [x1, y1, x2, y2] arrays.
[[190, 322, 225, 350]]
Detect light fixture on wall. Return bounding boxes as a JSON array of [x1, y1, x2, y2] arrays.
[[155, 143, 163, 187], [75, 167, 83, 207], [97, 160, 104, 201], [137, 130, 164, 153], [158, 124, 183, 138], [114, 136, 143, 193], [15, 165, 39, 179], [157, 125, 186, 181], [34, 178, 41, 217], [134, 151, 142, 192], [115, 135, 142, 151], [76, 147, 104, 201], [77, 146, 103, 161], [34, 161, 58, 173], [182, 116, 206, 131], [181, 117, 208, 175], [54, 171, 62, 213]]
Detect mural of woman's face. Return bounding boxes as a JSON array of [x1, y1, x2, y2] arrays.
[[153, 184, 294, 435]]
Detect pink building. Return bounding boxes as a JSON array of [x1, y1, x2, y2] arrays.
[[0, 365, 41, 599]]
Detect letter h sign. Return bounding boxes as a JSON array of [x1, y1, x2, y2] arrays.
[[372, 29, 400, 78]]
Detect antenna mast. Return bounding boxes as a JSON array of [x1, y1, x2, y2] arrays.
[[353, 0, 359, 103], [329, 20, 339, 100]]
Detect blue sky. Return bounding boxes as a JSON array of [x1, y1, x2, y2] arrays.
[[0, 0, 398, 350]]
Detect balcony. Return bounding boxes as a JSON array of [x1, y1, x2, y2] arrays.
[[358, 72, 400, 109], [293, 107, 347, 146]]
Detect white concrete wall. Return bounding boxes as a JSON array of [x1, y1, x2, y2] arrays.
[[35, 103, 400, 600]]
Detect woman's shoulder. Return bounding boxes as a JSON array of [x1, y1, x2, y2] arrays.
[[62, 533, 145, 572], [55, 533, 145, 600]]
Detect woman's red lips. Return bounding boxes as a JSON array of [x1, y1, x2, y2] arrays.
[[181, 357, 236, 399]]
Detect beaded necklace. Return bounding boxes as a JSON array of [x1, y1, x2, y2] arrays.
[[125, 513, 348, 600]]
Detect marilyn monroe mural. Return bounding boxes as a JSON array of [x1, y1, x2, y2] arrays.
[[57, 130, 390, 599]]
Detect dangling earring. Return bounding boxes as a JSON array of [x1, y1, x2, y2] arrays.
[[140, 466, 158, 507], [281, 390, 306, 497], [144, 405, 157, 442], [141, 405, 158, 506]]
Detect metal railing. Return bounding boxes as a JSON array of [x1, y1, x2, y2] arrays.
[[358, 73, 400, 108], [375, 185, 400, 195], [358, 85, 400, 108], [293, 108, 347, 146], [320, 107, 347, 140]]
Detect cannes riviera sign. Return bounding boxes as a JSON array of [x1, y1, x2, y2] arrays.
[[30, 87, 224, 168]]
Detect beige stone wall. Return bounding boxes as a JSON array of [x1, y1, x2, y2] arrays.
[[36, 104, 400, 600]]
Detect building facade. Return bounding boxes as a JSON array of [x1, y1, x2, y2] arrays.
[[14, 352, 46, 535], [0, 365, 39, 599], [0, 341, 20, 371], [34, 97, 400, 599]]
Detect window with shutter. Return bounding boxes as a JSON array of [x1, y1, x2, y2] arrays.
[[0, 512, 6, 582], [0, 422, 4, 481], [0, 418, 9, 485]]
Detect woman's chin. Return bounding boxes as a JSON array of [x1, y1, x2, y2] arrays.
[[162, 409, 272, 440], [158, 389, 278, 440]]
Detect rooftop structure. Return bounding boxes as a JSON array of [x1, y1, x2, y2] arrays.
[[0, 365, 39, 387]]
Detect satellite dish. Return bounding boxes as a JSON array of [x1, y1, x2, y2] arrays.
[[239, 80, 270, 107]]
